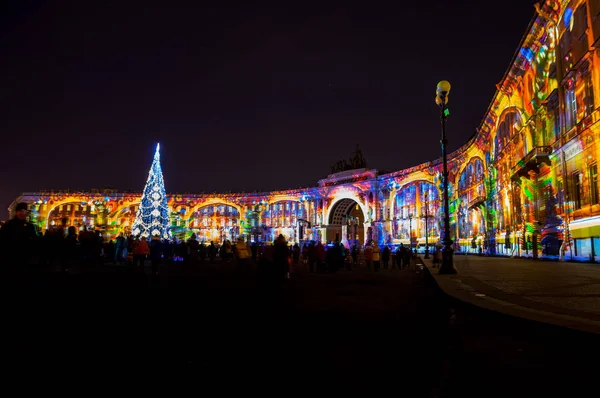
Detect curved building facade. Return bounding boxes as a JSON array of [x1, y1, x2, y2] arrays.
[[9, 1, 600, 259]]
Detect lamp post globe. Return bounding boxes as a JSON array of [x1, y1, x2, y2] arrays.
[[436, 80, 451, 96], [436, 80, 457, 275]]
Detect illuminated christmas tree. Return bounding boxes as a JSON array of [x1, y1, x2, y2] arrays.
[[132, 143, 172, 240]]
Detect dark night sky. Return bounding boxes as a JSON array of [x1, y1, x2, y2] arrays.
[[0, 0, 537, 212]]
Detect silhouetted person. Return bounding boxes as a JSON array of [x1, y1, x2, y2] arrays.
[[187, 233, 199, 264], [63, 226, 78, 272], [133, 236, 149, 270], [316, 242, 326, 272], [163, 239, 173, 263], [273, 234, 290, 280], [42, 227, 64, 271], [351, 244, 358, 268], [114, 233, 126, 264], [235, 236, 251, 274], [308, 242, 317, 272], [150, 236, 163, 275], [372, 241, 381, 272], [78, 226, 97, 267], [199, 241, 207, 262], [382, 245, 390, 269], [302, 243, 309, 265], [292, 243, 300, 264], [208, 242, 217, 262], [106, 239, 115, 264], [0, 202, 38, 274], [95, 230, 104, 265], [251, 242, 258, 263]]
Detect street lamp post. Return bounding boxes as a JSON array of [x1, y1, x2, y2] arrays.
[[408, 213, 413, 252], [436, 80, 458, 274], [423, 191, 431, 259]]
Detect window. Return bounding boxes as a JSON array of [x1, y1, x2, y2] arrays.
[[572, 172, 583, 209], [556, 178, 564, 213], [565, 80, 577, 130], [583, 72, 595, 117], [590, 163, 599, 205], [67, 205, 71, 211], [560, 29, 573, 72], [574, 4, 588, 40], [553, 101, 561, 141]]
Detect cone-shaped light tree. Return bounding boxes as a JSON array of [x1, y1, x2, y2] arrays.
[[132, 143, 172, 240]]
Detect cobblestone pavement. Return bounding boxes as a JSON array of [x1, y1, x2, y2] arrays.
[[452, 256, 600, 318], [3, 263, 600, 396]]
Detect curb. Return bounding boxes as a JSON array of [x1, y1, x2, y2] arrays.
[[419, 258, 600, 335]]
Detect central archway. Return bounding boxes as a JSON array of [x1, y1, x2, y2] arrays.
[[326, 198, 365, 246]]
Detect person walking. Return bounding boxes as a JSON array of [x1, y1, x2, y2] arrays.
[[372, 241, 381, 272], [382, 245, 390, 269], [351, 244, 358, 268], [364, 242, 373, 271], [150, 235, 163, 275], [433, 243, 442, 268], [316, 241, 326, 273], [199, 241, 207, 262], [302, 243, 309, 265], [0, 202, 38, 276], [132, 236, 150, 271], [273, 234, 290, 280], [235, 236, 251, 274], [292, 243, 300, 265], [187, 234, 199, 264], [63, 226, 78, 273]]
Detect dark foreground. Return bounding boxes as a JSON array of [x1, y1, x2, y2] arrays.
[[2, 262, 598, 397]]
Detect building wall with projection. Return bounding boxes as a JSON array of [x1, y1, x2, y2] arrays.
[[9, 0, 600, 260]]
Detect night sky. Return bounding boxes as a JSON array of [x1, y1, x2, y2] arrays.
[[0, 0, 536, 212]]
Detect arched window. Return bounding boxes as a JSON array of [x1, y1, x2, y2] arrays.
[[189, 204, 240, 243], [495, 110, 521, 158], [394, 181, 440, 240], [261, 201, 303, 229], [458, 157, 485, 194]]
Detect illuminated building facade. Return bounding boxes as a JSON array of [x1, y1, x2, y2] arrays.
[[9, 1, 600, 260]]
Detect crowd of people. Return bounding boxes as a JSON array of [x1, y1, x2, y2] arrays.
[[0, 202, 426, 280]]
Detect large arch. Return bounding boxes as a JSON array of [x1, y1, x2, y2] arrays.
[[268, 194, 302, 205], [107, 203, 140, 235], [455, 156, 486, 188], [392, 180, 441, 250], [260, 200, 306, 243], [186, 202, 241, 243], [325, 191, 369, 225], [492, 106, 524, 160], [41, 195, 97, 226], [44, 199, 111, 231], [457, 157, 485, 195], [456, 156, 486, 252], [184, 198, 242, 221], [325, 195, 367, 246]]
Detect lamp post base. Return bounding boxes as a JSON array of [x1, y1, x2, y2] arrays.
[[438, 242, 457, 274], [424, 248, 430, 259]]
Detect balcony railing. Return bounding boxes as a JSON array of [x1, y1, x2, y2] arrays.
[[468, 196, 486, 210], [510, 146, 552, 181]]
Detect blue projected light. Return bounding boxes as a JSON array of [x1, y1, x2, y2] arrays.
[[520, 48, 534, 63], [563, 7, 573, 30]]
